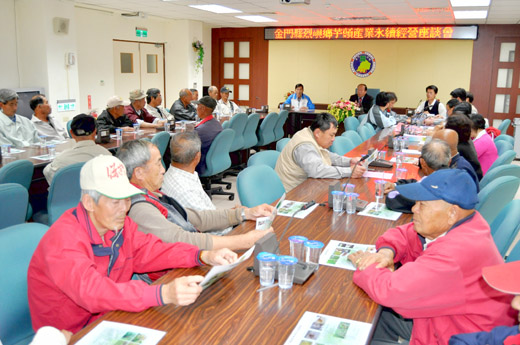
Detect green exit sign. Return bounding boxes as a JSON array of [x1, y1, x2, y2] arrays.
[[136, 28, 148, 37], [57, 99, 77, 112]]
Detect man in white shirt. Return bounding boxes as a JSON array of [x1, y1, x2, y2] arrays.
[[43, 114, 111, 184], [0, 89, 41, 148], [208, 86, 219, 100], [215, 87, 240, 117], [161, 131, 232, 235], [30, 95, 68, 141], [145, 88, 173, 121]]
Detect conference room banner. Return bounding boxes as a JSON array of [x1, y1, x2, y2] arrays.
[[265, 25, 478, 40]]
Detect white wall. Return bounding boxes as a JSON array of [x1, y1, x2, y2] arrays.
[[0, 0, 20, 88]]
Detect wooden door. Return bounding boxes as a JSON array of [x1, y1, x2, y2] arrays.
[[220, 39, 252, 108]]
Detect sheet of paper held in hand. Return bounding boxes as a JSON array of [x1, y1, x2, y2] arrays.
[[199, 245, 255, 290], [256, 193, 286, 230], [75, 321, 166, 345], [276, 200, 319, 219], [358, 202, 402, 221], [319, 240, 376, 271], [362, 171, 393, 180], [283, 311, 371, 345]]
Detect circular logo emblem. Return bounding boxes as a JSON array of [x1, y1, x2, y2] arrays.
[[350, 51, 376, 78]]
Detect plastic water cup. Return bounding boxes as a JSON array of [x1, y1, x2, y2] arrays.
[[1, 144, 11, 157], [342, 183, 355, 193], [392, 137, 399, 151], [304, 240, 324, 271], [375, 180, 386, 211], [289, 236, 307, 262], [47, 145, 56, 159], [396, 168, 408, 180], [277, 256, 298, 289], [257, 252, 277, 287], [133, 123, 140, 132], [115, 128, 123, 140], [378, 150, 387, 161], [399, 137, 407, 151], [164, 122, 170, 132], [39, 135, 47, 148], [331, 191, 345, 213], [395, 152, 405, 168], [345, 192, 359, 214]]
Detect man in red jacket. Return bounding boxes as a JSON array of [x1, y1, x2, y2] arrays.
[[124, 89, 165, 129], [349, 169, 515, 345], [28, 155, 237, 333]]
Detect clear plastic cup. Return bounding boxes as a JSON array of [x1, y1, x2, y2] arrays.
[[39, 135, 47, 148], [1, 144, 11, 157], [133, 123, 140, 132], [304, 240, 324, 271], [345, 192, 359, 214], [115, 128, 123, 140], [399, 137, 407, 151], [392, 137, 399, 151], [47, 145, 56, 159], [277, 256, 298, 289], [395, 152, 405, 168], [378, 150, 387, 161], [289, 236, 307, 262], [331, 191, 345, 213], [342, 183, 355, 194], [396, 168, 408, 180], [375, 180, 386, 211], [164, 122, 170, 132], [256, 252, 277, 287]]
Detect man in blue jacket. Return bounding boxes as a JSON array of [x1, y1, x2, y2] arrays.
[[283, 83, 315, 111]]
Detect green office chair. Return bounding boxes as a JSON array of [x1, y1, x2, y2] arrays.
[[344, 117, 360, 131], [200, 129, 235, 200], [495, 140, 513, 156], [276, 138, 290, 152], [480, 164, 520, 190], [329, 136, 355, 156], [494, 134, 514, 146], [274, 110, 289, 141], [476, 176, 520, 225], [497, 119, 511, 134], [256, 112, 278, 147], [487, 150, 516, 173], [0, 183, 28, 230], [237, 165, 285, 208], [151, 131, 171, 169], [0, 160, 34, 220], [247, 150, 280, 169], [342, 130, 363, 147], [490, 200, 520, 257]]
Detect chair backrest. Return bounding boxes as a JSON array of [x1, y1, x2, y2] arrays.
[[344, 117, 360, 131], [151, 131, 171, 169], [66, 119, 73, 138], [490, 200, 520, 257], [0, 183, 28, 230], [342, 130, 363, 147], [0, 223, 48, 345], [227, 113, 248, 152], [358, 114, 367, 124], [357, 125, 372, 141], [237, 165, 285, 208], [200, 128, 235, 177], [256, 112, 278, 146], [476, 176, 520, 225], [354, 88, 380, 103], [47, 162, 85, 225], [487, 150, 516, 173], [222, 120, 230, 129], [494, 134, 514, 145], [506, 240, 520, 262], [242, 113, 260, 149], [329, 136, 355, 156], [495, 140, 513, 156], [247, 150, 280, 169], [0, 160, 34, 189], [276, 138, 290, 152], [274, 110, 289, 141], [364, 123, 377, 136], [497, 118, 511, 134], [480, 164, 520, 190]]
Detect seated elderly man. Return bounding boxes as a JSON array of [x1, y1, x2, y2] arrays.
[[0, 88, 40, 147], [170, 88, 197, 121], [208, 85, 219, 100], [28, 155, 237, 333], [194, 96, 222, 174], [30, 94, 68, 141], [348, 169, 515, 345], [144, 88, 173, 121], [125, 89, 165, 129], [215, 86, 240, 117], [43, 114, 111, 184], [96, 95, 134, 133], [117, 139, 274, 251], [275, 113, 365, 192], [161, 131, 231, 234]]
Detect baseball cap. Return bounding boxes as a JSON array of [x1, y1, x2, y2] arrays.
[[220, 86, 232, 93], [194, 96, 217, 111], [129, 89, 146, 101], [483, 261, 520, 294], [80, 155, 144, 199], [71, 114, 96, 136], [395, 169, 478, 210], [107, 95, 130, 108]]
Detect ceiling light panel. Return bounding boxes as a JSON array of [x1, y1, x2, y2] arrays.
[[450, 0, 490, 6], [189, 4, 242, 14], [235, 15, 277, 22], [453, 10, 488, 18]]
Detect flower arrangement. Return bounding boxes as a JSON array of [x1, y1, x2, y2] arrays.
[[192, 40, 204, 73], [327, 99, 358, 124], [284, 91, 294, 100]]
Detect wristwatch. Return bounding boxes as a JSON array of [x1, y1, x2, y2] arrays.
[[241, 208, 247, 222]]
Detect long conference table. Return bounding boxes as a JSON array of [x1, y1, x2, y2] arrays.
[[69, 129, 421, 344]]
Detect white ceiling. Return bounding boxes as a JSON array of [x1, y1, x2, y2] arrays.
[[72, 0, 520, 27]]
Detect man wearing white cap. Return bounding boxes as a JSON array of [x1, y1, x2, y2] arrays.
[[215, 86, 240, 117], [28, 155, 237, 333], [125, 89, 166, 129], [96, 95, 134, 133]]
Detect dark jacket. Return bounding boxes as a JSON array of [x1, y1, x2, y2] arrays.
[[170, 99, 197, 121], [449, 325, 520, 345], [458, 141, 483, 181], [349, 94, 374, 114], [96, 109, 133, 133], [195, 117, 223, 175], [451, 153, 480, 192]]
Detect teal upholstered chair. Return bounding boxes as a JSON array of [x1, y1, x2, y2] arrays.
[[0, 160, 34, 220], [0, 183, 28, 230], [247, 150, 280, 169], [242, 113, 260, 150], [329, 136, 355, 156], [497, 119, 511, 134], [227, 113, 247, 152], [357, 125, 372, 141], [276, 138, 290, 152], [357, 114, 367, 125], [476, 176, 520, 225], [364, 123, 377, 136], [480, 164, 520, 190], [494, 134, 514, 145], [256, 112, 278, 147], [66, 119, 73, 138], [151, 131, 171, 169], [33, 162, 84, 226], [0, 223, 48, 345], [237, 165, 285, 208], [495, 140, 513, 156], [200, 129, 235, 200], [487, 150, 516, 173], [274, 110, 289, 141], [344, 117, 360, 131], [490, 200, 520, 257], [342, 130, 363, 147]]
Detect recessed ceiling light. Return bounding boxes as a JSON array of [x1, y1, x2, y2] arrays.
[[453, 10, 488, 19], [235, 15, 277, 23], [450, 0, 490, 7], [188, 4, 242, 14]]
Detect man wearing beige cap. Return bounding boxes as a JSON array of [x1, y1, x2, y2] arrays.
[[125, 89, 165, 129], [96, 95, 134, 133], [28, 155, 237, 333]]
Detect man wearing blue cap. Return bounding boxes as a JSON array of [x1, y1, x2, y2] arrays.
[[348, 169, 514, 345]]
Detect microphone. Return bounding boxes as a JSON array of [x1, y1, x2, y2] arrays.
[[345, 151, 372, 185], [415, 99, 423, 114]]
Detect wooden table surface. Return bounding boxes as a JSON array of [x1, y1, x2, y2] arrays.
[[70, 130, 422, 344]]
